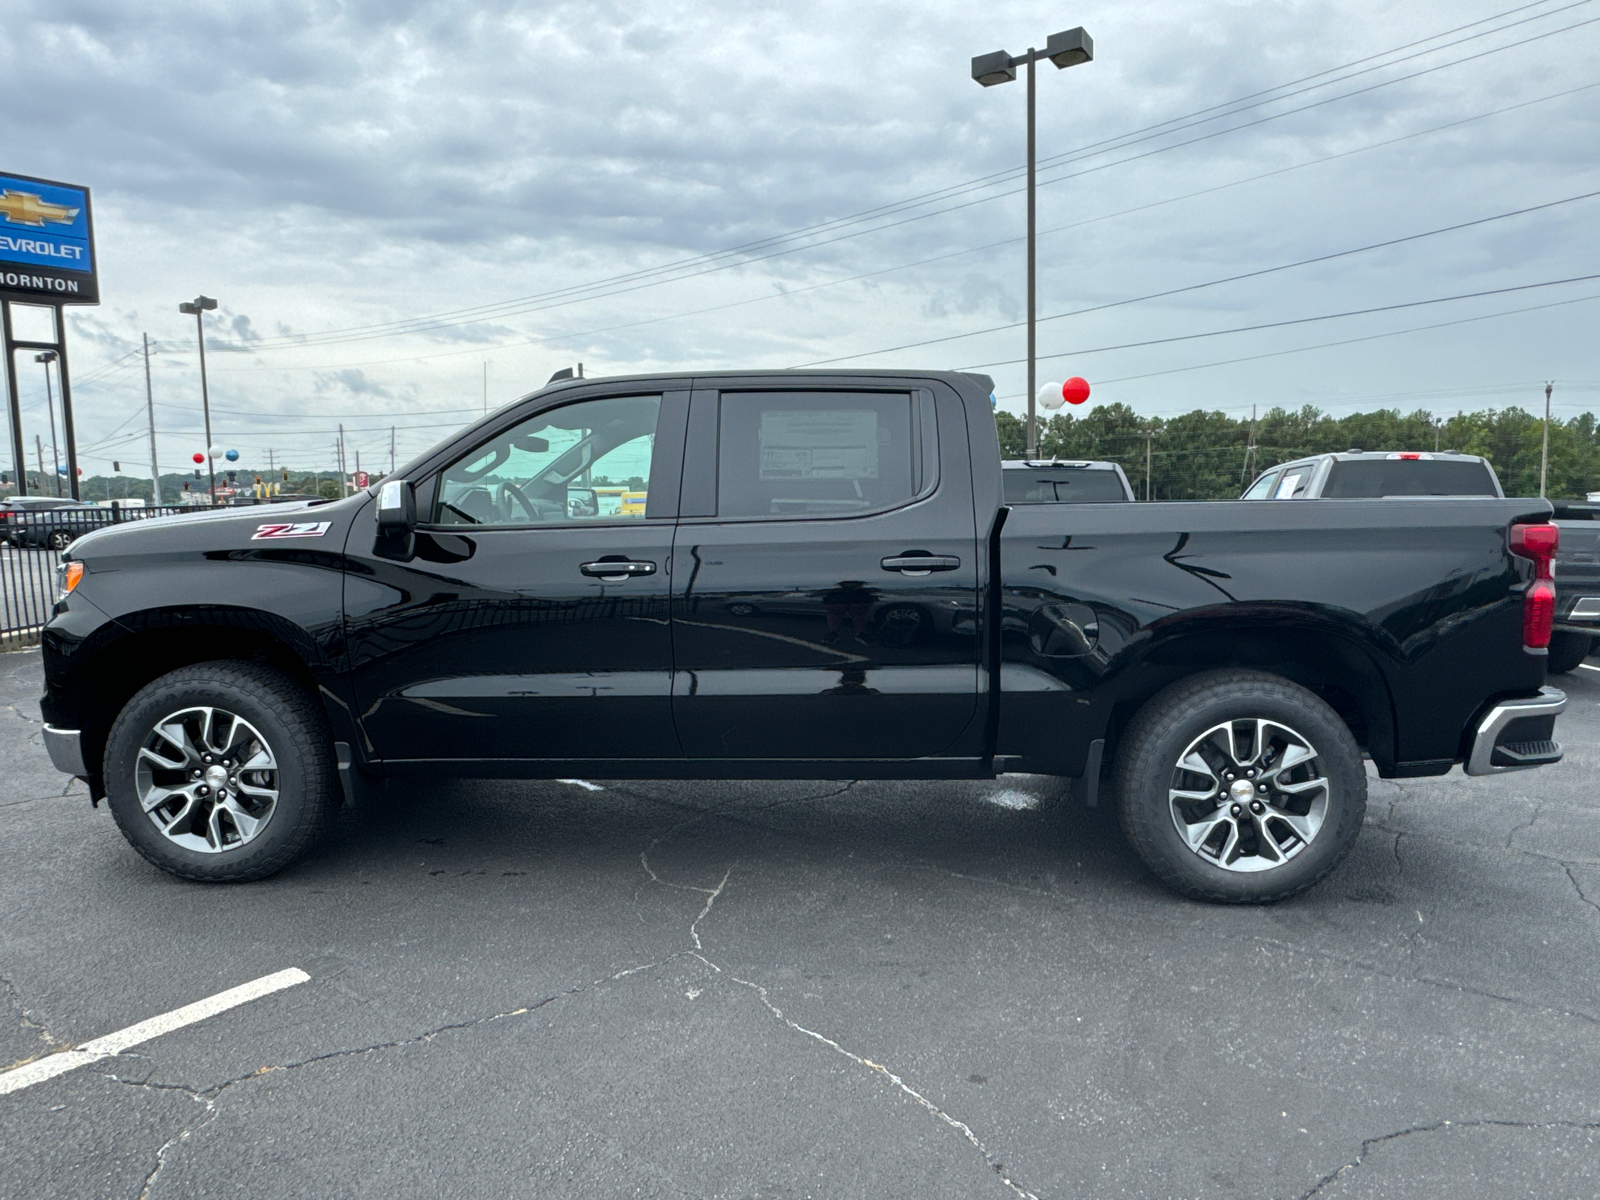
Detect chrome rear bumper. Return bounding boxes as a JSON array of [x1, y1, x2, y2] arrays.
[[1464, 687, 1566, 776]]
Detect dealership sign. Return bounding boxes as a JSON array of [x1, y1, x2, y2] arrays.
[[0, 172, 97, 305]]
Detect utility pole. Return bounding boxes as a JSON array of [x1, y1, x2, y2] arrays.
[[1540, 382, 1553, 498], [142, 334, 160, 505], [1241, 404, 1257, 486], [178, 296, 219, 503], [337, 426, 347, 494], [483, 362, 488, 416], [267, 447, 274, 474], [1144, 428, 1156, 502], [35, 435, 45, 496], [35, 353, 62, 495], [389, 425, 396, 475]]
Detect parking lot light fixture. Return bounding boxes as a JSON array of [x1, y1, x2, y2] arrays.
[[178, 296, 219, 503], [971, 26, 1094, 457]]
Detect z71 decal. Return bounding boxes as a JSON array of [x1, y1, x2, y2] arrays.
[[251, 521, 333, 541]]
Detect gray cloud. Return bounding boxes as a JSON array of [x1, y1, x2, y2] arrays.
[[3, 0, 1596, 478]]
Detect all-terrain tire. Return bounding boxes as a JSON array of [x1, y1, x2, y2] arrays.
[[1113, 669, 1367, 904], [103, 660, 337, 882]]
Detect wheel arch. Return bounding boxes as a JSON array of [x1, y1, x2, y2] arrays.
[[1092, 619, 1400, 779], [72, 606, 334, 785]]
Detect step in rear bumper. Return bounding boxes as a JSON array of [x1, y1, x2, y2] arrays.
[[1465, 687, 1566, 776]]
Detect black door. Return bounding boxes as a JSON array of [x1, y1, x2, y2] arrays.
[[345, 389, 687, 766], [670, 382, 982, 761]]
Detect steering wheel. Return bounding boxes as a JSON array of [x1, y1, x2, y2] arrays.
[[496, 480, 540, 522]]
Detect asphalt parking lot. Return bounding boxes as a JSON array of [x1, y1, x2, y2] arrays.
[[2, 647, 1598, 1199]]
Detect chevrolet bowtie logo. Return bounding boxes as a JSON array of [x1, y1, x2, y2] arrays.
[[0, 190, 79, 228]]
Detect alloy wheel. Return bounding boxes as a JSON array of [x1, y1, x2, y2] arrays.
[[134, 706, 280, 853], [1168, 718, 1329, 872]]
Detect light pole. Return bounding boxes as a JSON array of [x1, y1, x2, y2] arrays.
[[33, 351, 62, 496], [1540, 381, 1553, 498], [972, 27, 1093, 459], [178, 295, 218, 503]]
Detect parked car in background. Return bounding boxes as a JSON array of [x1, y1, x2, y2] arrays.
[[1240, 450, 1503, 500], [1, 495, 80, 546], [1002, 458, 1135, 503], [1549, 500, 1600, 674], [4, 500, 111, 550]]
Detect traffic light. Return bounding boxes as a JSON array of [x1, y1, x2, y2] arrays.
[[113, 461, 121, 471]]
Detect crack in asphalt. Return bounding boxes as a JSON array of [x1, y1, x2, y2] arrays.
[[0, 974, 62, 1065], [1504, 803, 1544, 850], [635, 781, 1041, 1200], [106, 955, 681, 1197], [1294, 1117, 1600, 1199], [1564, 865, 1600, 921]]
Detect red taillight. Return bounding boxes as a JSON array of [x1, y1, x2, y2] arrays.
[[1524, 579, 1556, 648], [1510, 522, 1559, 651], [1398, 452, 1421, 460]]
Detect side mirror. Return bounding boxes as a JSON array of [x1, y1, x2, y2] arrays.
[[376, 479, 416, 530]]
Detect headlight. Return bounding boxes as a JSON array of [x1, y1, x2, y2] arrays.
[[56, 560, 83, 600]]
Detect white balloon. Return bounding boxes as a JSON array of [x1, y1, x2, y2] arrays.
[[1037, 382, 1065, 412], [208, 444, 224, 459]]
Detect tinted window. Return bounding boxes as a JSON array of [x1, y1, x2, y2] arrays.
[[434, 394, 661, 526], [717, 391, 915, 519], [1323, 459, 1498, 498], [1241, 471, 1279, 500], [1003, 469, 1128, 503]]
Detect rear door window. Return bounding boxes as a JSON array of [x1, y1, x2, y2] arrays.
[[1323, 459, 1499, 497], [1273, 469, 1310, 499], [716, 391, 918, 519]]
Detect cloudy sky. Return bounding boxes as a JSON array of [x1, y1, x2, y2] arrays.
[[4, 0, 1598, 480]]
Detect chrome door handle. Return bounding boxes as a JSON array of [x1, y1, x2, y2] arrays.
[[881, 554, 961, 577], [581, 559, 656, 580]]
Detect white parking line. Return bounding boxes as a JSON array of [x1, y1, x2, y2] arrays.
[[0, 967, 309, 1097], [1579, 663, 1600, 673]]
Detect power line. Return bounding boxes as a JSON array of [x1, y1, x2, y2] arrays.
[[1087, 289, 1600, 387], [218, 2, 1599, 354], [197, 77, 1600, 379], [960, 272, 1600, 371], [798, 187, 1600, 366]]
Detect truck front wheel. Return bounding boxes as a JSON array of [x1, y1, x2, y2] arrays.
[[1113, 670, 1366, 904], [103, 661, 338, 882]]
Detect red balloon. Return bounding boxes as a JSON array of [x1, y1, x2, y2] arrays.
[[1062, 377, 1091, 406], [192, 452, 205, 464]]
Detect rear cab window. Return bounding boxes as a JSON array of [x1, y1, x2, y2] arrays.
[[1003, 469, 1129, 503], [1323, 459, 1499, 497]]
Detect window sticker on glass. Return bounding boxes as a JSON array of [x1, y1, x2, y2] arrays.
[[759, 411, 880, 481]]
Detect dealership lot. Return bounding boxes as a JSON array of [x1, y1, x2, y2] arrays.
[[2, 647, 1597, 1199]]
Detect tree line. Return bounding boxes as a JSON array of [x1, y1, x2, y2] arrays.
[[995, 403, 1600, 499]]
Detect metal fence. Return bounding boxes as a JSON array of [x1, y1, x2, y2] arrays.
[[1, 503, 202, 648]]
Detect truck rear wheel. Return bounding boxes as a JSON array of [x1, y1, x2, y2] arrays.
[[1113, 670, 1366, 904], [103, 661, 337, 882], [1546, 631, 1595, 675]]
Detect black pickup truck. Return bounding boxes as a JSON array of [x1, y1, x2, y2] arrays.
[[39, 370, 1567, 903]]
